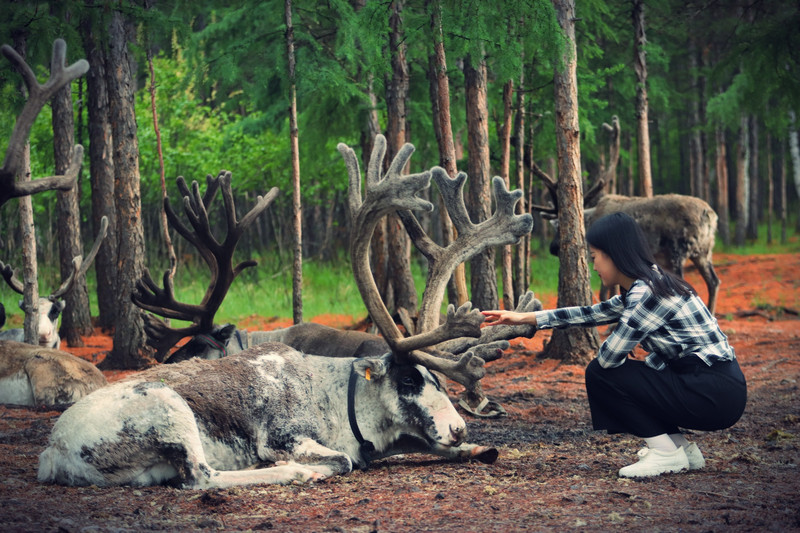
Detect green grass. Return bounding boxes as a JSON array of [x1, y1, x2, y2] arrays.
[[717, 220, 800, 255], [1, 217, 796, 326]]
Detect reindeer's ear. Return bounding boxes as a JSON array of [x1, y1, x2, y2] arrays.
[[352, 356, 389, 381]]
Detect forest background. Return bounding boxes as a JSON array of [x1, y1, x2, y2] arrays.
[[0, 0, 798, 368]]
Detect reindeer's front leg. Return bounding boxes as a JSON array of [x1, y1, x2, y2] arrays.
[[195, 438, 355, 488]]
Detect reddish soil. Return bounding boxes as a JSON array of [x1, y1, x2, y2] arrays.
[[1, 253, 798, 532]]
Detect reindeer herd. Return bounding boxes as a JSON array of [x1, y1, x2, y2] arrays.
[[2, 39, 722, 489]]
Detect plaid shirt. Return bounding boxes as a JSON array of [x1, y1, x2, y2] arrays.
[[534, 279, 735, 370]]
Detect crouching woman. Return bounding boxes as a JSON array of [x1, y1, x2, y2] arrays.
[[482, 212, 746, 478]]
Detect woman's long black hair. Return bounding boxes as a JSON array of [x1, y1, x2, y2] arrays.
[[586, 212, 696, 300]]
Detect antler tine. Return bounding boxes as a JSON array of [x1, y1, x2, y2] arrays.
[[0, 260, 24, 294], [407, 172, 532, 333], [340, 135, 433, 348], [1, 39, 89, 206], [49, 216, 109, 301], [583, 176, 606, 207], [141, 313, 203, 363]]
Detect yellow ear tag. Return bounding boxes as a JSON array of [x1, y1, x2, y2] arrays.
[[365, 368, 371, 381]]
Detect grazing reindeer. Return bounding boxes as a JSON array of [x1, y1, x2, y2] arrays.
[[533, 165, 720, 314], [133, 153, 540, 418], [37, 136, 526, 488]]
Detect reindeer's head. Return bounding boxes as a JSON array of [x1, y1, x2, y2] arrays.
[[16, 298, 65, 348], [163, 324, 237, 364], [349, 353, 466, 465]]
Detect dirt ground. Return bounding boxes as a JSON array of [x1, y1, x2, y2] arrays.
[[1, 253, 798, 532]]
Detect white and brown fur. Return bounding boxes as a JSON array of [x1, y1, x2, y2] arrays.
[[38, 342, 495, 488], [0, 340, 107, 407]]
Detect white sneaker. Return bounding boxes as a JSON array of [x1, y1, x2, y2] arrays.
[[618, 447, 690, 478], [683, 442, 706, 470]]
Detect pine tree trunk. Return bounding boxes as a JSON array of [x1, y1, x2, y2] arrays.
[[500, 80, 514, 311], [715, 123, 731, 245], [779, 137, 788, 244], [543, 0, 599, 364], [747, 115, 760, 240], [464, 55, 497, 311], [632, 0, 653, 197], [80, 9, 117, 331], [286, 0, 303, 325], [513, 69, 529, 305], [427, 0, 467, 306], [385, 0, 418, 318], [104, 9, 153, 369], [11, 34, 41, 346], [52, 59, 92, 346], [788, 111, 800, 218], [735, 114, 750, 246], [689, 38, 705, 201], [766, 132, 773, 244]]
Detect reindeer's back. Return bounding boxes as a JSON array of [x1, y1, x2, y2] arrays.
[[0, 340, 107, 406], [594, 194, 717, 262]]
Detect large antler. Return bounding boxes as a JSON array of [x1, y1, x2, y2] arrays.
[[339, 135, 532, 388], [132, 171, 278, 361], [530, 161, 605, 218], [397, 167, 533, 333], [0, 39, 89, 208], [0, 216, 108, 301]]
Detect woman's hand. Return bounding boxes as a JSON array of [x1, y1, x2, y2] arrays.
[[481, 310, 538, 328]]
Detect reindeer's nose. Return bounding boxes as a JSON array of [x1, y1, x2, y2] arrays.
[[450, 424, 467, 445]]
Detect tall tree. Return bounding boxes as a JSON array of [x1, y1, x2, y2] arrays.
[[714, 123, 731, 245], [464, 53, 497, 311], [286, 0, 302, 324], [499, 79, 514, 311], [542, 0, 599, 363], [52, 40, 92, 346], [632, 0, 653, 197], [11, 32, 40, 346], [384, 0, 418, 318], [426, 0, 467, 306], [747, 115, 760, 239], [512, 67, 529, 306], [80, 6, 117, 331], [735, 113, 750, 246], [103, 8, 153, 369]]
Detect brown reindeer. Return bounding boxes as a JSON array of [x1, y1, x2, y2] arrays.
[[533, 164, 720, 314]]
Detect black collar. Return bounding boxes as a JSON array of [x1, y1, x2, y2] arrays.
[[347, 366, 376, 466]]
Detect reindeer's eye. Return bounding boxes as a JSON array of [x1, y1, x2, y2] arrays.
[[401, 376, 415, 387]]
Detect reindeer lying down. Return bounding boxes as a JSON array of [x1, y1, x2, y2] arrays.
[[38, 341, 497, 488], [0, 340, 107, 407]]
